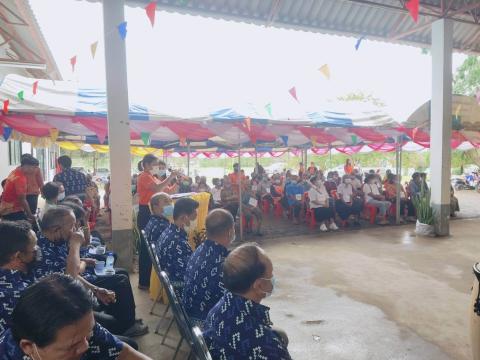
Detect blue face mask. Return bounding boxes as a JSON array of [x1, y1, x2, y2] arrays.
[[163, 204, 174, 217]]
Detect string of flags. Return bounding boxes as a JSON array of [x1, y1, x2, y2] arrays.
[[406, 0, 419, 23]]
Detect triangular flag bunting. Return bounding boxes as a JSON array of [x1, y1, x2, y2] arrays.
[[90, 41, 98, 59], [412, 127, 419, 140], [145, 2, 157, 27], [49, 128, 59, 142], [405, 0, 419, 22], [244, 117, 251, 132], [319, 64, 330, 79], [3, 99, 9, 114], [3, 127, 12, 141], [17, 91, 24, 101], [351, 135, 358, 145], [118, 21, 127, 40], [355, 36, 365, 50], [280, 135, 288, 146], [265, 103, 272, 117], [180, 137, 187, 146], [288, 86, 298, 102], [455, 104, 462, 118], [311, 136, 317, 147], [33, 81, 39, 95], [141, 132, 151, 146], [70, 56, 77, 72]]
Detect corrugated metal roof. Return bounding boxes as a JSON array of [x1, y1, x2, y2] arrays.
[[97, 0, 480, 54]]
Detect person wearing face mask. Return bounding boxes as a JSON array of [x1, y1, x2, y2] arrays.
[[143, 192, 173, 248], [336, 175, 363, 227], [220, 179, 239, 217], [156, 197, 199, 298], [307, 176, 338, 232], [363, 174, 391, 225], [136, 154, 178, 290], [183, 209, 234, 327], [285, 175, 305, 225], [38, 182, 63, 220], [0, 274, 152, 360], [204, 243, 291, 360]]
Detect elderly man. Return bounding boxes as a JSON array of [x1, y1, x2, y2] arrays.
[[203, 243, 291, 359], [0, 274, 152, 360], [157, 197, 198, 295], [143, 192, 173, 247], [36, 206, 147, 337], [183, 209, 233, 327]]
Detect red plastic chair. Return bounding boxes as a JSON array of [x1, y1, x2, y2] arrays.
[[273, 198, 283, 218], [262, 198, 270, 214], [364, 203, 377, 224]]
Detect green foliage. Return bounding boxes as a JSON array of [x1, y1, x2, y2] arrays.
[[337, 91, 386, 107], [412, 187, 434, 225], [453, 56, 480, 96]]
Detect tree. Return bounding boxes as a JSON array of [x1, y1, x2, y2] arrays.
[[337, 91, 386, 107], [453, 56, 480, 96]]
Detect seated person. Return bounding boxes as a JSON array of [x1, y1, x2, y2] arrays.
[[211, 178, 222, 207], [336, 175, 363, 227], [196, 176, 211, 193], [157, 197, 198, 295], [183, 209, 233, 327], [450, 185, 460, 217], [384, 173, 416, 222], [36, 207, 147, 337], [220, 179, 239, 218], [0, 273, 151, 360], [363, 174, 391, 225], [241, 185, 263, 236], [203, 243, 291, 360], [178, 177, 192, 193], [39, 182, 64, 220], [285, 175, 304, 225], [143, 192, 172, 247], [408, 172, 423, 198], [308, 176, 337, 232]]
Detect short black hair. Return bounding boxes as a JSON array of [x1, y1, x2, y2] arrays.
[[11, 274, 95, 347], [63, 195, 82, 206], [41, 182, 61, 201], [173, 197, 199, 220], [223, 243, 267, 294], [206, 209, 234, 238], [62, 201, 86, 225], [142, 154, 158, 168], [57, 155, 72, 169], [0, 221, 33, 266], [40, 206, 74, 231], [137, 160, 144, 172], [20, 154, 39, 167], [1, 179, 7, 188]]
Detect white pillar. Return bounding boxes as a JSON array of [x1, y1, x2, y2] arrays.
[[103, 0, 133, 268], [430, 19, 453, 236]]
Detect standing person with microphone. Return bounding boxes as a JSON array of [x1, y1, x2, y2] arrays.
[[136, 154, 177, 290]]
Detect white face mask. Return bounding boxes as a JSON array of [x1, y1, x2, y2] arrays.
[[260, 276, 276, 297], [184, 217, 198, 233], [150, 166, 160, 176], [229, 228, 236, 243], [57, 192, 65, 201], [345, 179, 352, 184]]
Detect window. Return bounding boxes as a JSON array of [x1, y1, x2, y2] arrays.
[[8, 141, 21, 166]]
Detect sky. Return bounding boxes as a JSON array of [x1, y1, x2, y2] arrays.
[[30, 0, 467, 122]]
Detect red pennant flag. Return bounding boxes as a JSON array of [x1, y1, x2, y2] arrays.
[[33, 81, 39, 95], [244, 117, 251, 132], [145, 2, 157, 27], [70, 56, 77, 72], [406, 0, 419, 22], [180, 136, 187, 146], [3, 99, 9, 114], [412, 127, 419, 140], [288, 86, 298, 102]]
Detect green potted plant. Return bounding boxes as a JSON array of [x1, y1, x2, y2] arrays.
[[412, 189, 435, 236]]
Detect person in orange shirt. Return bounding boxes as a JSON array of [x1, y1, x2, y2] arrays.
[[0, 154, 39, 222], [228, 163, 246, 195], [137, 154, 178, 289], [24, 156, 44, 216], [344, 159, 354, 175]]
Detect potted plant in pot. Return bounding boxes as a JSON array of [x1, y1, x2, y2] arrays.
[[412, 190, 435, 236]]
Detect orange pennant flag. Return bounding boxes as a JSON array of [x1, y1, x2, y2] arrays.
[[33, 81, 39, 95], [49, 128, 59, 142], [180, 137, 187, 146], [70, 56, 77, 72], [319, 64, 330, 79], [3, 99, 9, 114], [245, 117, 251, 132], [311, 136, 317, 148]]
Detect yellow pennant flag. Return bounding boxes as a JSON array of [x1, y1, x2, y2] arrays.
[[319, 64, 330, 80], [311, 136, 317, 148], [91, 41, 98, 59], [49, 128, 59, 142], [455, 104, 462, 118]]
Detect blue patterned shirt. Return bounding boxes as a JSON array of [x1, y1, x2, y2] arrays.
[[35, 234, 96, 282], [157, 223, 192, 292], [144, 215, 170, 246], [0, 323, 123, 360], [53, 168, 88, 196], [0, 269, 36, 335], [203, 292, 292, 360], [182, 240, 229, 326]]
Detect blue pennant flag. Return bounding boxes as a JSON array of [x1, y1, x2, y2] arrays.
[[118, 21, 128, 40], [3, 127, 12, 141], [280, 135, 288, 146]]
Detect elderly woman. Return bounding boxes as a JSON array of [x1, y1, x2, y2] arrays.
[[308, 175, 337, 232], [384, 173, 416, 222], [336, 175, 363, 227], [450, 186, 460, 217]]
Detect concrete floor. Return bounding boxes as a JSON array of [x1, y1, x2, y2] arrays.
[[131, 218, 480, 360]]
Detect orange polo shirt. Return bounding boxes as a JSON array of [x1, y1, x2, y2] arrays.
[[0, 168, 27, 214], [137, 171, 160, 205]]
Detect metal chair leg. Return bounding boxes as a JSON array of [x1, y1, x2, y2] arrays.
[[161, 318, 175, 344], [154, 304, 171, 335], [172, 336, 184, 360], [150, 291, 161, 315]]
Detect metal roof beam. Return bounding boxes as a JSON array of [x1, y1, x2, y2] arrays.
[[0, 2, 28, 26]]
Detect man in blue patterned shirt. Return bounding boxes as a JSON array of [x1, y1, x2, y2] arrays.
[[143, 192, 172, 247], [53, 155, 88, 196], [203, 243, 292, 360], [0, 274, 152, 360], [183, 209, 233, 327], [157, 197, 198, 296]]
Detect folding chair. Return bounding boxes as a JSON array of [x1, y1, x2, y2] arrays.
[[188, 326, 213, 360], [158, 271, 195, 360], [141, 230, 171, 335]]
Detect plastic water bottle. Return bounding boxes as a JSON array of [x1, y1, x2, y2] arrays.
[[106, 252, 114, 269]]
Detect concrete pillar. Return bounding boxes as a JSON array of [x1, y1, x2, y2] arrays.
[[103, 0, 133, 269], [430, 19, 453, 236]]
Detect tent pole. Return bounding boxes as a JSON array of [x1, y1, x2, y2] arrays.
[[395, 136, 401, 224], [238, 144, 243, 242], [187, 142, 191, 177]]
